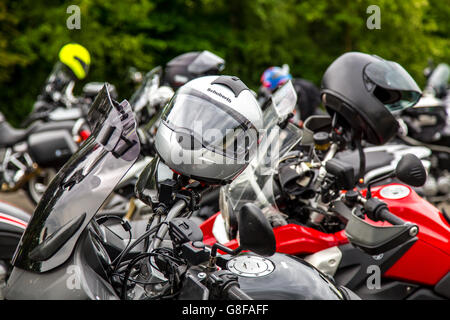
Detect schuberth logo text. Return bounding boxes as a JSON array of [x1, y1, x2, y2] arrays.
[[207, 88, 232, 103]]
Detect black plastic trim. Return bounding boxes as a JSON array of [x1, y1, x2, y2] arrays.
[[435, 271, 450, 299], [335, 238, 416, 297], [211, 76, 249, 97]]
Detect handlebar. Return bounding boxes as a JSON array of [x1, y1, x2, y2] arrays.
[[151, 199, 187, 249], [377, 207, 406, 226], [225, 284, 253, 300], [343, 194, 419, 255], [363, 197, 413, 227]]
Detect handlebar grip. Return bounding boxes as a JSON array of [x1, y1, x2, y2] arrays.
[[226, 285, 253, 300], [378, 207, 406, 226], [364, 198, 408, 226]]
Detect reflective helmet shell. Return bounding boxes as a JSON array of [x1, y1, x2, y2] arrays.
[[58, 43, 91, 80], [155, 75, 263, 184]]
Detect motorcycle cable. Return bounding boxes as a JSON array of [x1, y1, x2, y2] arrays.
[[95, 214, 133, 244], [119, 248, 185, 300], [110, 221, 166, 274], [110, 213, 188, 274], [120, 252, 158, 299], [143, 213, 159, 252]]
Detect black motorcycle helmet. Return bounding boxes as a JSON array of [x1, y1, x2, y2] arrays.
[[163, 50, 225, 90], [321, 52, 422, 145]]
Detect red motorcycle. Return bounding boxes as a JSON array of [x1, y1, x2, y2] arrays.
[[201, 183, 450, 300], [200, 121, 450, 299]]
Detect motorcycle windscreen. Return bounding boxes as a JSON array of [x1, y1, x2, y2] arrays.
[[427, 63, 450, 94], [12, 84, 140, 273], [187, 50, 225, 74], [220, 101, 302, 225], [129, 66, 163, 112]]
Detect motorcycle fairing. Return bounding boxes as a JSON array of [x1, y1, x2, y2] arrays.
[[333, 242, 423, 300], [12, 84, 141, 273]]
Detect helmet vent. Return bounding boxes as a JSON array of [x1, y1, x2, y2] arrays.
[[211, 75, 249, 97]]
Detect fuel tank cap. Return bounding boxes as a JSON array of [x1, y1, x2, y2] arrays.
[[379, 185, 410, 199], [227, 255, 275, 278]]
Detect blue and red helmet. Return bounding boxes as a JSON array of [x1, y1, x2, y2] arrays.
[[260, 66, 292, 91]]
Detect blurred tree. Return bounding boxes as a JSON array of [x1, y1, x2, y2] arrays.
[[0, 0, 448, 126]]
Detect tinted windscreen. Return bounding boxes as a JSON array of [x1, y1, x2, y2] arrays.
[[12, 85, 140, 273], [428, 63, 450, 93], [129, 66, 162, 112]]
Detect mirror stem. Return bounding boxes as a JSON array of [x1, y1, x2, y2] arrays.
[[366, 172, 395, 199], [353, 128, 365, 184], [207, 243, 242, 271]]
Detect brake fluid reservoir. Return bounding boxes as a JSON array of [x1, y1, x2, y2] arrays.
[[313, 132, 330, 152]]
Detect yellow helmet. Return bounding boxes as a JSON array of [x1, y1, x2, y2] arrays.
[[58, 43, 91, 80]]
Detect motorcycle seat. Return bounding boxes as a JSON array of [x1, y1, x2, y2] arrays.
[[335, 150, 394, 175], [0, 119, 77, 148], [0, 121, 37, 148]]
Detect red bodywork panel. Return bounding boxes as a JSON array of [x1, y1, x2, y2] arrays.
[[200, 183, 450, 286], [370, 184, 450, 285]]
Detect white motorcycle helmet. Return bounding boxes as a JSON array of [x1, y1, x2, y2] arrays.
[[155, 75, 263, 184]]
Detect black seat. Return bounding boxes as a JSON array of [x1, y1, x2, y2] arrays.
[[335, 150, 394, 175], [0, 121, 34, 148], [0, 117, 76, 148]]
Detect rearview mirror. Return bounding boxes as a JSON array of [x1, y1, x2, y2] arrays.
[[135, 155, 174, 207], [135, 157, 158, 207], [395, 154, 427, 187], [237, 203, 276, 256]]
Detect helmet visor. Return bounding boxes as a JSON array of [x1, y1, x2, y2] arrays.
[[364, 60, 422, 112], [161, 88, 258, 160]]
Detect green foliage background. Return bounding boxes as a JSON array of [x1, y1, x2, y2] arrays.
[[0, 0, 448, 126]]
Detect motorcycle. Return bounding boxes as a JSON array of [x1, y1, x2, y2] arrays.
[[4, 83, 359, 300], [0, 111, 90, 204], [200, 107, 450, 300], [22, 58, 118, 127], [1, 64, 151, 208], [397, 62, 450, 203]]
